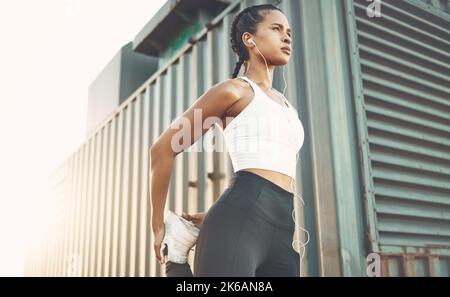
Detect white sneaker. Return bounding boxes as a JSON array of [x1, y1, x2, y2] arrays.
[[160, 210, 200, 264]]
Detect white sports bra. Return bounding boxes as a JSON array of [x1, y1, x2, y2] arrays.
[[216, 75, 304, 180]]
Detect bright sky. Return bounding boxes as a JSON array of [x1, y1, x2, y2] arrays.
[[0, 0, 166, 276]]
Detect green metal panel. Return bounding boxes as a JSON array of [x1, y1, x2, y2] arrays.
[[346, 0, 450, 276], [160, 17, 202, 67]]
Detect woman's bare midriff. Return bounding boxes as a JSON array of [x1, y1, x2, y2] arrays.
[[240, 168, 294, 194]]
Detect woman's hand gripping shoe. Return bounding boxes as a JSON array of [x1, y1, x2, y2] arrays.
[[159, 210, 200, 265]]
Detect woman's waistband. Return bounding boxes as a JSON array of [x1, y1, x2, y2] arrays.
[[232, 170, 294, 198]]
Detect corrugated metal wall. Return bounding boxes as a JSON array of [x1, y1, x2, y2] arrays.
[[24, 0, 244, 277], [24, 0, 450, 277], [347, 0, 450, 276]]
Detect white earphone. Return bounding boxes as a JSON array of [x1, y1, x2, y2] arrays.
[[248, 38, 272, 85], [248, 37, 310, 277]]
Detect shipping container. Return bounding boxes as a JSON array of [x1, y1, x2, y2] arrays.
[[24, 0, 450, 277]]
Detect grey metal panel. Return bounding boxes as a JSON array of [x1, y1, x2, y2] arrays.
[[194, 41, 207, 216], [103, 119, 117, 276], [111, 112, 124, 276], [211, 10, 232, 198], [72, 143, 85, 277], [85, 138, 95, 276], [90, 134, 101, 276], [127, 102, 137, 276], [167, 66, 177, 216], [119, 105, 132, 277], [174, 59, 184, 217], [95, 124, 108, 276], [172, 59, 185, 221], [86, 42, 158, 138], [89, 129, 102, 276], [93, 127, 105, 276], [183, 50, 201, 268], [80, 141, 90, 276], [178, 55, 190, 215], [203, 31, 215, 213], [129, 95, 143, 276], [139, 90, 151, 276], [349, 0, 450, 276]]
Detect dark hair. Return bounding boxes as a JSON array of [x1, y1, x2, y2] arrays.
[[229, 4, 283, 78]]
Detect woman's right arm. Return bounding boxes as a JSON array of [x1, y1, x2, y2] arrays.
[[149, 79, 242, 262]]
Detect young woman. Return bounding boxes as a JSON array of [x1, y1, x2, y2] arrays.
[[150, 4, 305, 277]]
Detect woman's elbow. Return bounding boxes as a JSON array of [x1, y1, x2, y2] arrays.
[[149, 143, 159, 156], [149, 142, 176, 162]]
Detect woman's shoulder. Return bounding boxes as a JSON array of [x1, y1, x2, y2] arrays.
[[210, 77, 252, 100], [222, 76, 251, 89]]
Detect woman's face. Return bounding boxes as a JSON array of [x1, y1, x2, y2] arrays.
[[250, 10, 292, 66]]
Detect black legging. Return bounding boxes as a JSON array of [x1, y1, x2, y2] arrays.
[[165, 170, 300, 277]]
